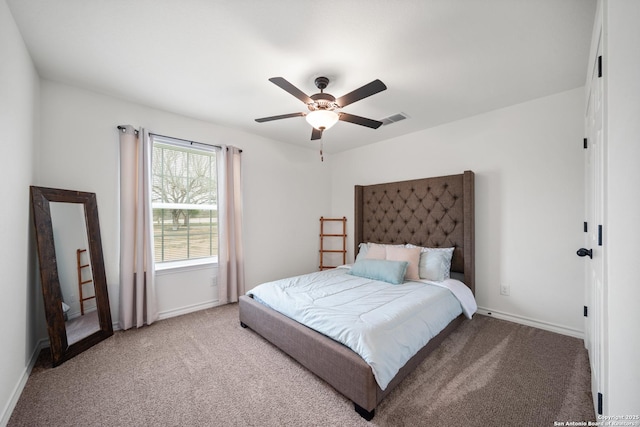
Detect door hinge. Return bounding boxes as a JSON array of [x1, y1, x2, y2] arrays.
[[598, 56, 603, 78], [584, 306, 588, 317], [584, 222, 588, 233], [597, 392, 603, 414], [598, 225, 603, 246], [583, 138, 588, 149]]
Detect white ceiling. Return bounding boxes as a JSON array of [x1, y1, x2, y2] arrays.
[[7, 0, 596, 153]]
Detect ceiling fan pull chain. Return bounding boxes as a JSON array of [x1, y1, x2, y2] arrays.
[[320, 140, 324, 162]]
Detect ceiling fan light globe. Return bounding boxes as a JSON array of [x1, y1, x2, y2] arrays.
[[306, 110, 339, 131]]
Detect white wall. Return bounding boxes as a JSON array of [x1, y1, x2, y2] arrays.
[[329, 88, 586, 336], [603, 0, 640, 415], [38, 81, 331, 325], [0, 0, 40, 423]]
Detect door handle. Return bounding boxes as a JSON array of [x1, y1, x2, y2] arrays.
[[576, 248, 593, 259]]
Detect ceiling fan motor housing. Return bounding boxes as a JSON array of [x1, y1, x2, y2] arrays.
[[309, 92, 337, 111], [308, 77, 337, 111]]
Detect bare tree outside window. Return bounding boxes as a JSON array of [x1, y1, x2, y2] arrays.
[[151, 140, 218, 263]]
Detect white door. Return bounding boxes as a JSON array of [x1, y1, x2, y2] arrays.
[[583, 30, 605, 415]]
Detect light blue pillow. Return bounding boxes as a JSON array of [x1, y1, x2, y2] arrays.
[[417, 247, 455, 281], [349, 259, 409, 285]]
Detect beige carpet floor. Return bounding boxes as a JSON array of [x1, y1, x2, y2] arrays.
[[9, 303, 595, 426]]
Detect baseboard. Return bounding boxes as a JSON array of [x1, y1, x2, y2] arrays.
[[476, 307, 584, 340], [0, 338, 47, 426], [157, 299, 220, 321], [111, 300, 221, 330]]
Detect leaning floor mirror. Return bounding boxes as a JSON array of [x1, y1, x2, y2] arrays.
[[30, 186, 113, 366]]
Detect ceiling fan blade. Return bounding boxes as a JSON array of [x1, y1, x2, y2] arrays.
[[339, 113, 383, 129], [255, 112, 305, 123], [269, 77, 313, 104], [311, 127, 323, 140], [335, 79, 387, 107]]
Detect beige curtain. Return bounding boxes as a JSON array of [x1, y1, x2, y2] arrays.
[[118, 126, 158, 329], [217, 145, 245, 303]]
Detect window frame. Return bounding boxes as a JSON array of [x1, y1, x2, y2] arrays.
[[150, 134, 219, 271]]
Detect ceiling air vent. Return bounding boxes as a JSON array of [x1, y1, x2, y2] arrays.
[[380, 113, 408, 126]]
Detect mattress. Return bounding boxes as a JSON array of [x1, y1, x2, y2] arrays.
[[247, 266, 474, 390]]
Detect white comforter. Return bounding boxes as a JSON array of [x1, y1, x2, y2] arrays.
[[247, 266, 477, 390]]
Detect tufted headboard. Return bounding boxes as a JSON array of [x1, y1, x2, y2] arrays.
[[354, 171, 475, 294]]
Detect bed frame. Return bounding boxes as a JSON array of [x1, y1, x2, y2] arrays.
[[239, 171, 475, 420]]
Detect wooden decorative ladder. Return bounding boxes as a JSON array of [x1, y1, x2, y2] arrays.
[[319, 217, 347, 270], [76, 249, 95, 315]]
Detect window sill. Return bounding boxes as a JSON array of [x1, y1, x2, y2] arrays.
[[155, 257, 218, 275]]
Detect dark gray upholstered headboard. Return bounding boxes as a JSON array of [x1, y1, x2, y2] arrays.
[[354, 171, 475, 294]]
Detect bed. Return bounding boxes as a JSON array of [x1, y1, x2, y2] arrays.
[[238, 171, 475, 420]]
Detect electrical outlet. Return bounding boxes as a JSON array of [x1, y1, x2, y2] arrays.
[[500, 284, 510, 296]]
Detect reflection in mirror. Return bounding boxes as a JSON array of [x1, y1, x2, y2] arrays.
[[31, 186, 113, 366], [50, 202, 101, 344]]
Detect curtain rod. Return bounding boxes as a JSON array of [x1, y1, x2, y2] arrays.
[[117, 125, 138, 135], [116, 126, 242, 152], [150, 132, 222, 150]]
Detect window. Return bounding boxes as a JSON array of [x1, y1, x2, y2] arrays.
[[151, 135, 218, 265]]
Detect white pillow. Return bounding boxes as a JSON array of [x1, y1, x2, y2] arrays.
[[406, 245, 455, 281], [355, 242, 369, 262]]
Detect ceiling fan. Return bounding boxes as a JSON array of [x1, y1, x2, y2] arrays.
[[255, 76, 387, 140]]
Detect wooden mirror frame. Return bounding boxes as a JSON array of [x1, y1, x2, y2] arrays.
[[30, 186, 113, 366]]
